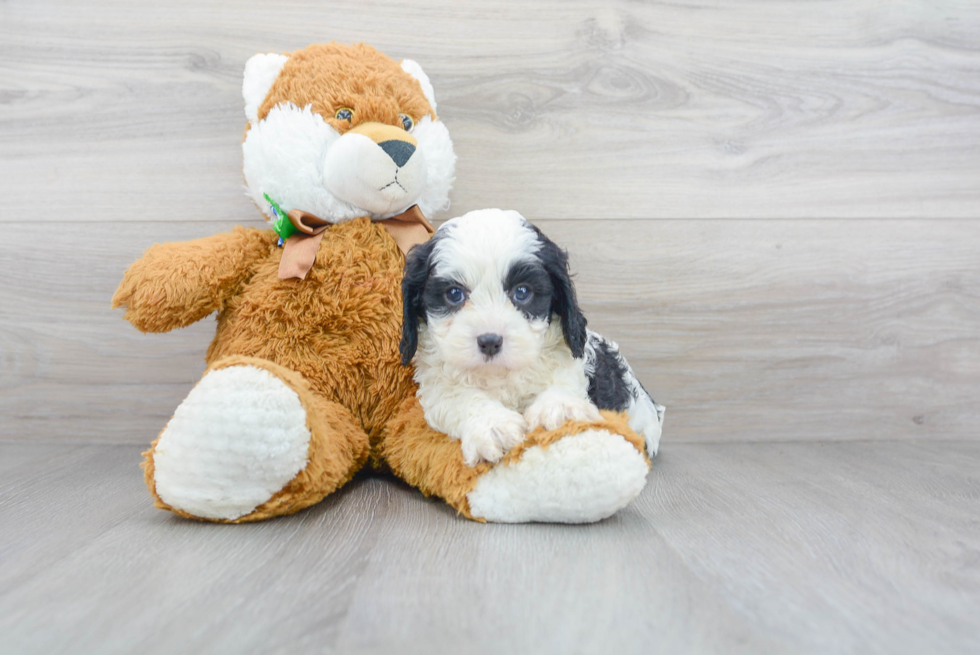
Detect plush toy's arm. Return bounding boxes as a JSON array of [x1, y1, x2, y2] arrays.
[[112, 226, 275, 333]]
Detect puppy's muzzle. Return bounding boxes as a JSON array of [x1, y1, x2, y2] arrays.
[[477, 333, 503, 358]]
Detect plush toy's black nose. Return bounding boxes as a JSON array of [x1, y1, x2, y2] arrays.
[[378, 140, 416, 168], [477, 333, 503, 357]]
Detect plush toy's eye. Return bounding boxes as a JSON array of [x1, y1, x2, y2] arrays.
[[445, 286, 466, 305], [512, 285, 533, 304], [334, 108, 353, 122], [399, 113, 415, 132]]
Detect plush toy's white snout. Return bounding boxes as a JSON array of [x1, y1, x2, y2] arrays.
[[322, 122, 428, 217]]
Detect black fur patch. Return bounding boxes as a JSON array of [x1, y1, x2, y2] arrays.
[[503, 259, 553, 321], [526, 224, 588, 358], [422, 276, 468, 318], [400, 236, 440, 366], [587, 339, 634, 411]]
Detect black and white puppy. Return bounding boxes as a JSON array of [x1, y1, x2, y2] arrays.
[[400, 209, 664, 466]]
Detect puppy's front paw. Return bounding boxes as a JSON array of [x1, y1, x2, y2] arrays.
[[459, 409, 528, 466], [524, 390, 602, 431]]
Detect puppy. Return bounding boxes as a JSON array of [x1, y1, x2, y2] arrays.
[[400, 209, 665, 466]]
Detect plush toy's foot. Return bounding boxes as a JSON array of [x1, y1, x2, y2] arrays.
[[383, 401, 650, 524], [465, 427, 649, 523], [144, 355, 370, 523]]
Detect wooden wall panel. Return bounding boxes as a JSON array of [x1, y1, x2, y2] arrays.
[[1, 0, 979, 222], [1, 219, 976, 444], [1, 0, 978, 445]]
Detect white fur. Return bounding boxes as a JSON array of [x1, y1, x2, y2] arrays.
[[242, 104, 352, 222], [153, 365, 311, 521], [243, 53, 288, 126], [322, 131, 427, 216], [416, 321, 599, 466], [412, 209, 601, 466], [241, 59, 455, 224], [431, 209, 539, 282], [466, 429, 649, 523], [524, 386, 602, 431], [412, 116, 455, 216], [628, 391, 665, 457], [401, 59, 437, 113]]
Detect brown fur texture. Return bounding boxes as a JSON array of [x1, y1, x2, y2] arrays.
[[118, 217, 416, 456], [258, 42, 434, 133], [204, 218, 416, 450], [117, 42, 648, 523], [112, 227, 275, 333]]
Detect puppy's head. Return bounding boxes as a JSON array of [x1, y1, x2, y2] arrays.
[[400, 209, 587, 370]]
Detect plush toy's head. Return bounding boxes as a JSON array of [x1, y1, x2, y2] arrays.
[[241, 42, 455, 223]]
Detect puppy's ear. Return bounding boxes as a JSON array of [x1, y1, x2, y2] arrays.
[[400, 238, 436, 366], [533, 226, 588, 358]]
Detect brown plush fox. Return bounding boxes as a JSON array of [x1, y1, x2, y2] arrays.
[[112, 42, 650, 523]]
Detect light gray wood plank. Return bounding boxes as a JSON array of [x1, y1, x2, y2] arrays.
[[636, 441, 980, 654], [1, 0, 979, 221], [0, 441, 86, 481], [1, 219, 977, 444], [0, 221, 226, 442], [0, 444, 386, 655], [0, 441, 977, 654], [557, 219, 980, 442], [330, 482, 785, 655]]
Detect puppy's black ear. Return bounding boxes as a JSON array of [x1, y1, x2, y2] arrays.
[[400, 237, 436, 366], [532, 225, 588, 358]]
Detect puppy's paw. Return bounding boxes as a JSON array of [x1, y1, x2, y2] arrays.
[[459, 409, 528, 466], [524, 390, 602, 432]]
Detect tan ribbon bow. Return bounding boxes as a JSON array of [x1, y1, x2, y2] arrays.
[[278, 205, 435, 280]]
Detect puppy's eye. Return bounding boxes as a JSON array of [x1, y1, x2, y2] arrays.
[[399, 113, 415, 132], [512, 285, 532, 303], [445, 286, 466, 305], [334, 108, 353, 122]]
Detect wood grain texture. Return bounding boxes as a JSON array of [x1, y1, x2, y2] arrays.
[[0, 441, 977, 654], [2, 219, 977, 444], [1, 0, 979, 221], [2, 3, 978, 653]]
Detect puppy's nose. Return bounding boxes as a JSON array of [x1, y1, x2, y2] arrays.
[[378, 140, 416, 168], [477, 333, 503, 357]]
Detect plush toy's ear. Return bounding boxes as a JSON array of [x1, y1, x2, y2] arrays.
[[532, 225, 588, 358], [243, 53, 289, 125], [400, 59, 437, 113], [400, 237, 438, 366]]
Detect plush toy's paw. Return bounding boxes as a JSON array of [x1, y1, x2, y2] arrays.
[[459, 408, 528, 466], [466, 427, 649, 524], [151, 364, 311, 521], [110, 268, 169, 325], [524, 389, 602, 431]]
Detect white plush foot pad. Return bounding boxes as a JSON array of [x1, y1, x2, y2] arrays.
[[466, 430, 649, 524], [153, 365, 311, 520]]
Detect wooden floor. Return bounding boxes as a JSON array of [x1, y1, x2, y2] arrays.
[[1, 440, 978, 654], [2, 0, 980, 653]]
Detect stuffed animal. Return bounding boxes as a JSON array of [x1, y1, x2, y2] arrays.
[[112, 42, 653, 524]]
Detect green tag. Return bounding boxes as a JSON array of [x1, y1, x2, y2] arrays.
[[265, 193, 298, 241]]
